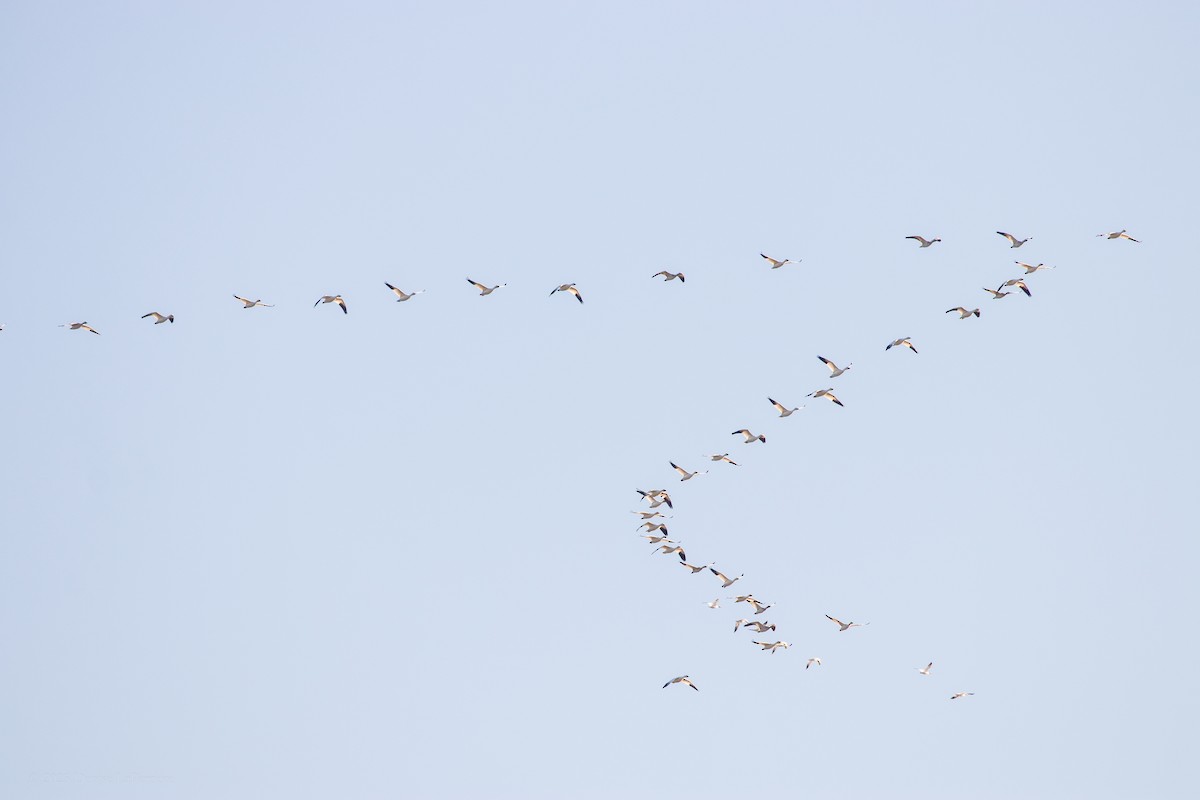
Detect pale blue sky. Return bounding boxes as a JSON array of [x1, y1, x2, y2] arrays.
[[2, 2, 1198, 798]]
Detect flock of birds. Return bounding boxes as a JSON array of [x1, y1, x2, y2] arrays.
[[656, 229, 1141, 697], [7, 229, 1141, 703]]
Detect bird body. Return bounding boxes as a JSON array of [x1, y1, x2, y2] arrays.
[[946, 307, 981, 319]]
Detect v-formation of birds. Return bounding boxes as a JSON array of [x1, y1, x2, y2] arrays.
[[20, 232, 1138, 701]]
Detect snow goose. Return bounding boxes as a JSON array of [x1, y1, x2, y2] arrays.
[[761, 253, 799, 269], [806, 657, 822, 670], [1097, 229, 1140, 242], [60, 321, 100, 335], [654, 544, 687, 561], [768, 397, 804, 417], [1001, 278, 1032, 296], [631, 510, 669, 520], [733, 619, 751, 632], [705, 598, 721, 609], [825, 614, 868, 631], [886, 337, 918, 353], [680, 561, 714, 574], [982, 284, 1012, 299], [996, 231, 1031, 248], [906, 235, 942, 248], [651, 270, 685, 282], [732, 429, 766, 444], [730, 594, 757, 605], [549, 283, 584, 303], [637, 489, 673, 509], [745, 621, 776, 633], [753, 640, 790, 654], [670, 462, 708, 481], [314, 295, 348, 313], [467, 278, 505, 295], [234, 295, 274, 308], [950, 692, 975, 700], [385, 283, 425, 301], [637, 521, 669, 533], [1016, 261, 1054, 274], [749, 599, 773, 615], [640, 533, 675, 545], [917, 662, 934, 676], [945, 307, 981, 319], [807, 388, 843, 407], [710, 568, 743, 588], [818, 356, 852, 377], [141, 312, 174, 324], [663, 675, 699, 691], [707, 453, 739, 466]]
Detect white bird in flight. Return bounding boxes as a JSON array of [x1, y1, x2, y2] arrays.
[[753, 640, 791, 654], [637, 521, 669, 533], [806, 657, 822, 670], [60, 321, 100, 335], [733, 619, 751, 632], [761, 253, 799, 269], [705, 598, 721, 609], [679, 561, 713, 574], [385, 283, 425, 301], [141, 312, 174, 324], [663, 675, 699, 691], [744, 620, 776, 633], [982, 284, 1012, 299], [768, 397, 804, 417], [654, 544, 687, 561], [886, 337, 918, 353], [749, 599, 772, 615], [825, 614, 868, 631], [1016, 261, 1054, 274], [707, 453, 739, 466], [631, 510, 669, 520], [906, 235, 942, 248], [640, 533, 675, 545], [732, 429, 766, 444], [950, 692, 975, 700], [917, 662, 934, 676], [946, 307, 981, 319], [550, 283, 584, 304], [651, 270, 685, 282], [807, 388, 844, 407], [637, 489, 673, 509], [234, 295, 273, 308], [996, 231, 1031, 248], [467, 278, 505, 296], [670, 462, 707, 481], [710, 568, 743, 588], [1097, 229, 1139, 242], [314, 295, 348, 314], [818, 356, 852, 377], [1001, 278, 1032, 296]]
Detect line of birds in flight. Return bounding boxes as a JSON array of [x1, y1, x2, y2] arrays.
[[3, 230, 1138, 338], [659, 228, 1140, 697]]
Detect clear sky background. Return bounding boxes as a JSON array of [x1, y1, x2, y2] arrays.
[[2, 1, 1197, 798]]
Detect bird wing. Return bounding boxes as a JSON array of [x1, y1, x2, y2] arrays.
[[467, 278, 486, 290], [568, 287, 583, 303], [826, 614, 844, 627]]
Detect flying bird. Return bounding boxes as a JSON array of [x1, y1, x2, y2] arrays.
[[651, 271, 685, 282], [631, 510, 669, 520], [806, 657, 822, 670], [705, 598, 721, 609], [141, 312, 174, 324], [637, 521, 669, 533], [753, 640, 791, 654], [945, 307, 981, 319], [982, 284, 1012, 299], [670, 462, 708, 481], [733, 619, 751, 632], [467, 278, 505, 296], [314, 295, 348, 314], [663, 675, 699, 691], [818, 356, 852, 377], [749, 599, 772, 615], [744, 621, 776, 633], [385, 283, 425, 301], [707, 453, 739, 466], [996, 231, 1031, 248], [60, 321, 100, 335], [906, 235, 942, 248], [768, 397, 804, 417], [1001, 278, 1032, 296], [825, 614, 868, 631], [1016, 261, 1054, 274], [234, 295, 273, 308], [732, 429, 766, 444], [1097, 229, 1140, 242], [807, 388, 843, 407], [640, 534, 675, 545], [886, 337, 918, 353], [637, 489, 673, 509], [917, 662, 934, 676], [679, 561, 713, 574], [950, 692, 975, 700], [654, 544, 687, 561], [761, 253, 799, 269], [550, 283, 584, 304], [710, 568, 743, 588]]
